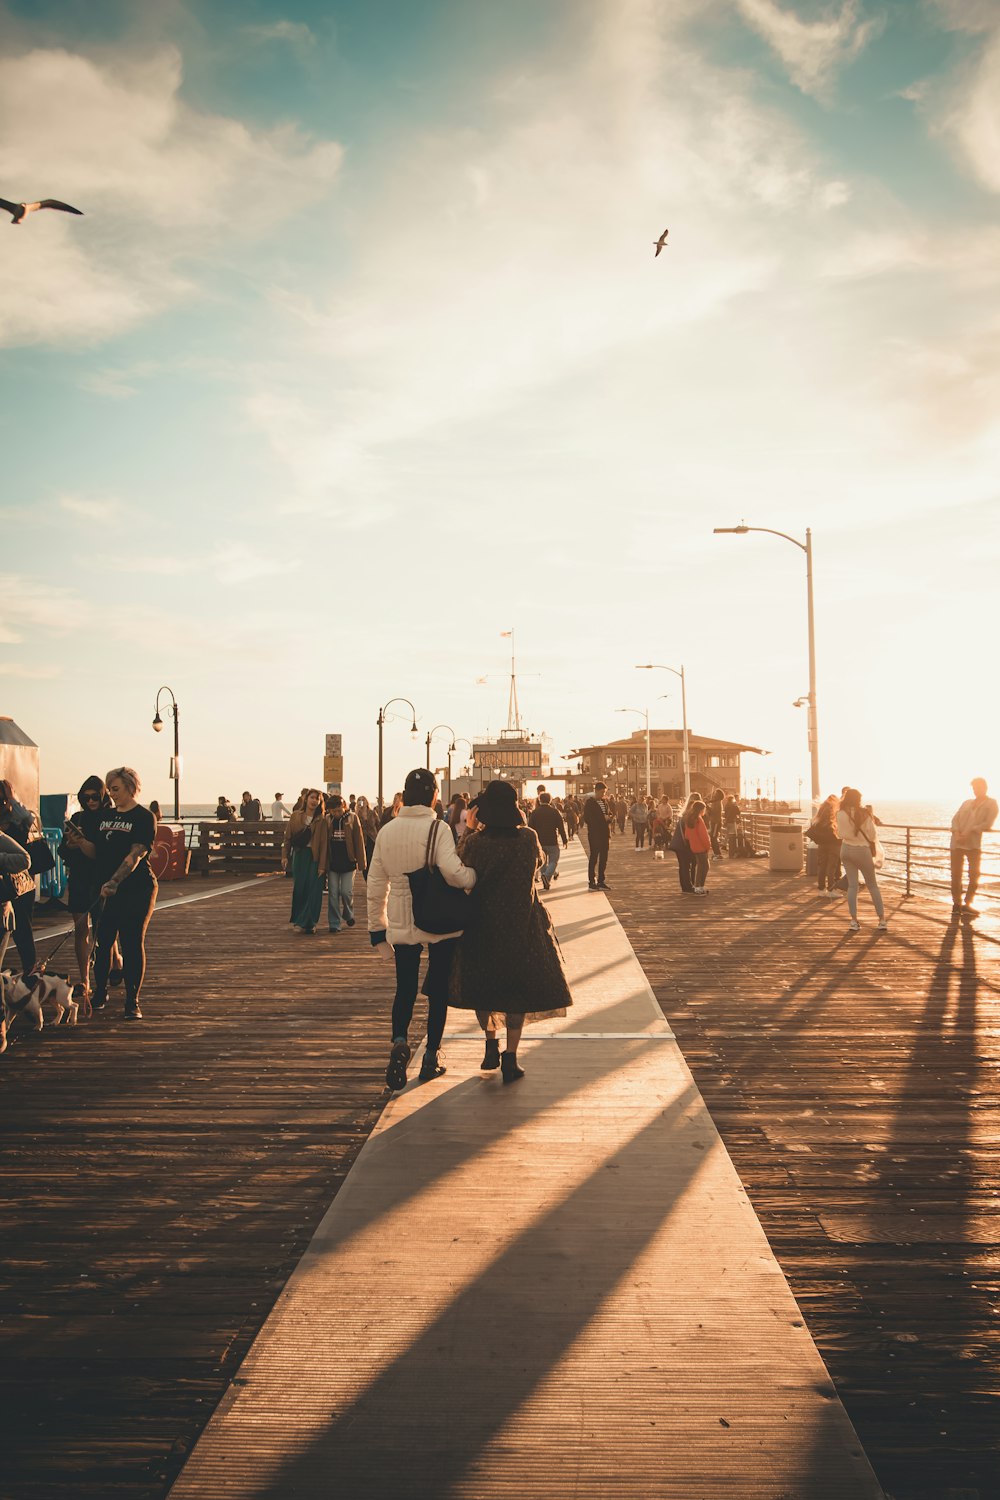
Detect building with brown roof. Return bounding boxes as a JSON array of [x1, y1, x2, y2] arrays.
[[566, 729, 765, 801]]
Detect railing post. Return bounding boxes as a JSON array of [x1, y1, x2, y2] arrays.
[[905, 825, 912, 898]]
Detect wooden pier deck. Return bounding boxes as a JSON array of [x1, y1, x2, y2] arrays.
[[1, 839, 998, 1498]]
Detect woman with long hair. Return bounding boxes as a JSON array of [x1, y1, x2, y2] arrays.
[[60, 775, 123, 1000], [450, 780, 572, 1083], [707, 788, 725, 858], [282, 788, 326, 933], [91, 767, 158, 1019], [355, 795, 379, 873], [836, 788, 887, 933], [682, 798, 712, 895], [807, 794, 842, 898]]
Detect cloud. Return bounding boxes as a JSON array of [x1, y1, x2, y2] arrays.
[[58, 493, 120, 521], [940, 31, 1000, 192], [732, 0, 881, 99], [212, 544, 300, 585], [242, 20, 316, 50], [0, 662, 60, 679], [0, 45, 343, 348]]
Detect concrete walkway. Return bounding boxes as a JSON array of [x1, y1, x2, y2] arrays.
[[168, 842, 885, 1499]]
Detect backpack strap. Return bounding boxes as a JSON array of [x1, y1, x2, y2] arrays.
[[424, 818, 438, 869]]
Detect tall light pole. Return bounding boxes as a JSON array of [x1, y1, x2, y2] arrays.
[[425, 723, 457, 802], [377, 698, 418, 813], [636, 664, 690, 801], [616, 708, 650, 796], [713, 521, 820, 806], [152, 686, 180, 820]]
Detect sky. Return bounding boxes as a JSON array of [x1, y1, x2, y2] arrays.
[[1, 0, 998, 807]]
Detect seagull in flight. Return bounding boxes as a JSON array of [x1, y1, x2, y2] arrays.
[[653, 228, 669, 257], [0, 196, 84, 226]]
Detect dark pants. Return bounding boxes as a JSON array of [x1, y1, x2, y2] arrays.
[[694, 852, 709, 888], [93, 879, 157, 1004], [391, 937, 457, 1053], [708, 821, 722, 857], [633, 823, 648, 848], [818, 843, 841, 890], [588, 839, 609, 886], [674, 849, 696, 891], [10, 889, 36, 973]]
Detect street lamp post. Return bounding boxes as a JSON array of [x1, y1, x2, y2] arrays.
[[377, 697, 418, 814], [616, 708, 650, 796], [425, 723, 458, 803], [713, 521, 820, 806], [152, 686, 180, 821], [636, 664, 690, 801]]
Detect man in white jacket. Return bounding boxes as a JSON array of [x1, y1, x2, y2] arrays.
[[367, 767, 477, 1090], [950, 777, 998, 917]]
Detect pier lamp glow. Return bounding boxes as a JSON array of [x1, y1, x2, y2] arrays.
[[425, 723, 458, 803], [616, 708, 651, 797], [635, 664, 690, 801], [152, 686, 180, 821], [713, 521, 820, 806], [377, 698, 419, 813]]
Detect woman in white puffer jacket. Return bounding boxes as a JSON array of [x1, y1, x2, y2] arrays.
[[367, 768, 476, 1091]]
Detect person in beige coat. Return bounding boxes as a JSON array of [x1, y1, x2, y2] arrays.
[[367, 767, 477, 1090]]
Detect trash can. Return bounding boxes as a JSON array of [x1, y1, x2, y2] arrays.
[[769, 827, 804, 873], [805, 845, 819, 877], [151, 824, 189, 881]]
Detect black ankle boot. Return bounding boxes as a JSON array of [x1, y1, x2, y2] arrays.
[[500, 1051, 524, 1084], [481, 1036, 501, 1070]]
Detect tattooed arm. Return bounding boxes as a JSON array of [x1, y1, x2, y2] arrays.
[[100, 843, 149, 900]]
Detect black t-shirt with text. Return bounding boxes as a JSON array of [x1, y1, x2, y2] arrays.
[[96, 804, 157, 888]]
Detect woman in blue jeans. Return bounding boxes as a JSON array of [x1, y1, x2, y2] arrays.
[[836, 788, 887, 933]]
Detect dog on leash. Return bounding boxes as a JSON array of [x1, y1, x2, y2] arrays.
[[1, 970, 81, 1035]]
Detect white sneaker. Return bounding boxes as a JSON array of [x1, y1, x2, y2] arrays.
[[876, 919, 888, 931], [848, 919, 860, 932]]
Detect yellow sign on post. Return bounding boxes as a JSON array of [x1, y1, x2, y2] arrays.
[[324, 755, 344, 782]]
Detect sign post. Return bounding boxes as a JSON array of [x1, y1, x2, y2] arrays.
[[325, 733, 343, 799]]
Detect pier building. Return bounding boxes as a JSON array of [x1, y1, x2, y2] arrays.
[[567, 728, 763, 800]]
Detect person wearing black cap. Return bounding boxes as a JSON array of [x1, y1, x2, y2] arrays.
[[450, 780, 573, 1083], [581, 781, 612, 890], [367, 767, 477, 1090]]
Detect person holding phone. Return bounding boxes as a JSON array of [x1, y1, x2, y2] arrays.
[[91, 767, 158, 1019]]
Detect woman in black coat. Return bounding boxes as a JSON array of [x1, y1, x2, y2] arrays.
[[451, 780, 572, 1082]]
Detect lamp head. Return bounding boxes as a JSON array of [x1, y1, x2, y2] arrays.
[[152, 713, 164, 733], [410, 721, 419, 738], [713, 525, 749, 534]]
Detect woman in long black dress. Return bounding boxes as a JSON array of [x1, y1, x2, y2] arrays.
[[451, 780, 572, 1082]]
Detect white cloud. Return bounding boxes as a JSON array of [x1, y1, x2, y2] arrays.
[[212, 544, 300, 585], [941, 30, 1000, 192], [242, 20, 316, 50], [0, 662, 60, 679], [733, 0, 880, 99], [58, 493, 120, 521], [0, 45, 343, 348]]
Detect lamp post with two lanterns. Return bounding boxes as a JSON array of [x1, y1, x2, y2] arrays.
[[425, 723, 458, 803], [377, 698, 419, 814]]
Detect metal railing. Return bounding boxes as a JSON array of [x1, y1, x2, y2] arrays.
[[740, 814, 999, 910]]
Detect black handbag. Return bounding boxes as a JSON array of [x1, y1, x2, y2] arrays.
[[28, 839, 55, 876], [407, 820, 470, 935], [0, 865, 35, 901], [290, 821, 314, 850]]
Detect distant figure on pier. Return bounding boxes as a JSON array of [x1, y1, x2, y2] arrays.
[[215, 795, 235, 821], [807, 794, 842, 898], [836, 789, 887, 933], [379, 792, 403, 830], [149, 800, 162, 826], [451, 779, 573, 1082], [316, 795, 366, 933], [270, 793, 292, 821], [628, 795, 649, 849], [723, 794, 742, 858], [528, 791, 567, 890], [707, 789, 725, 858], [240, 791, 263, 822], [367, 768, 476, 1092], [355, 796, 379, 871], [92, 767, 158, 1019], [681, 798, 712, 894], [950, 778, 998, 919], [564, 795, 580, 841], [582, 782, 612, 890], [282, 789, 326, 934], [651, 797, 673, 856]]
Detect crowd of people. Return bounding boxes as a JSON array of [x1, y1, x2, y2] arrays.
[[1, 767, 996, 1064]]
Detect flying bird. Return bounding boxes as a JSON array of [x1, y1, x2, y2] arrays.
[[0, 197, 84, 226], [653, 228, 669, 257]]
